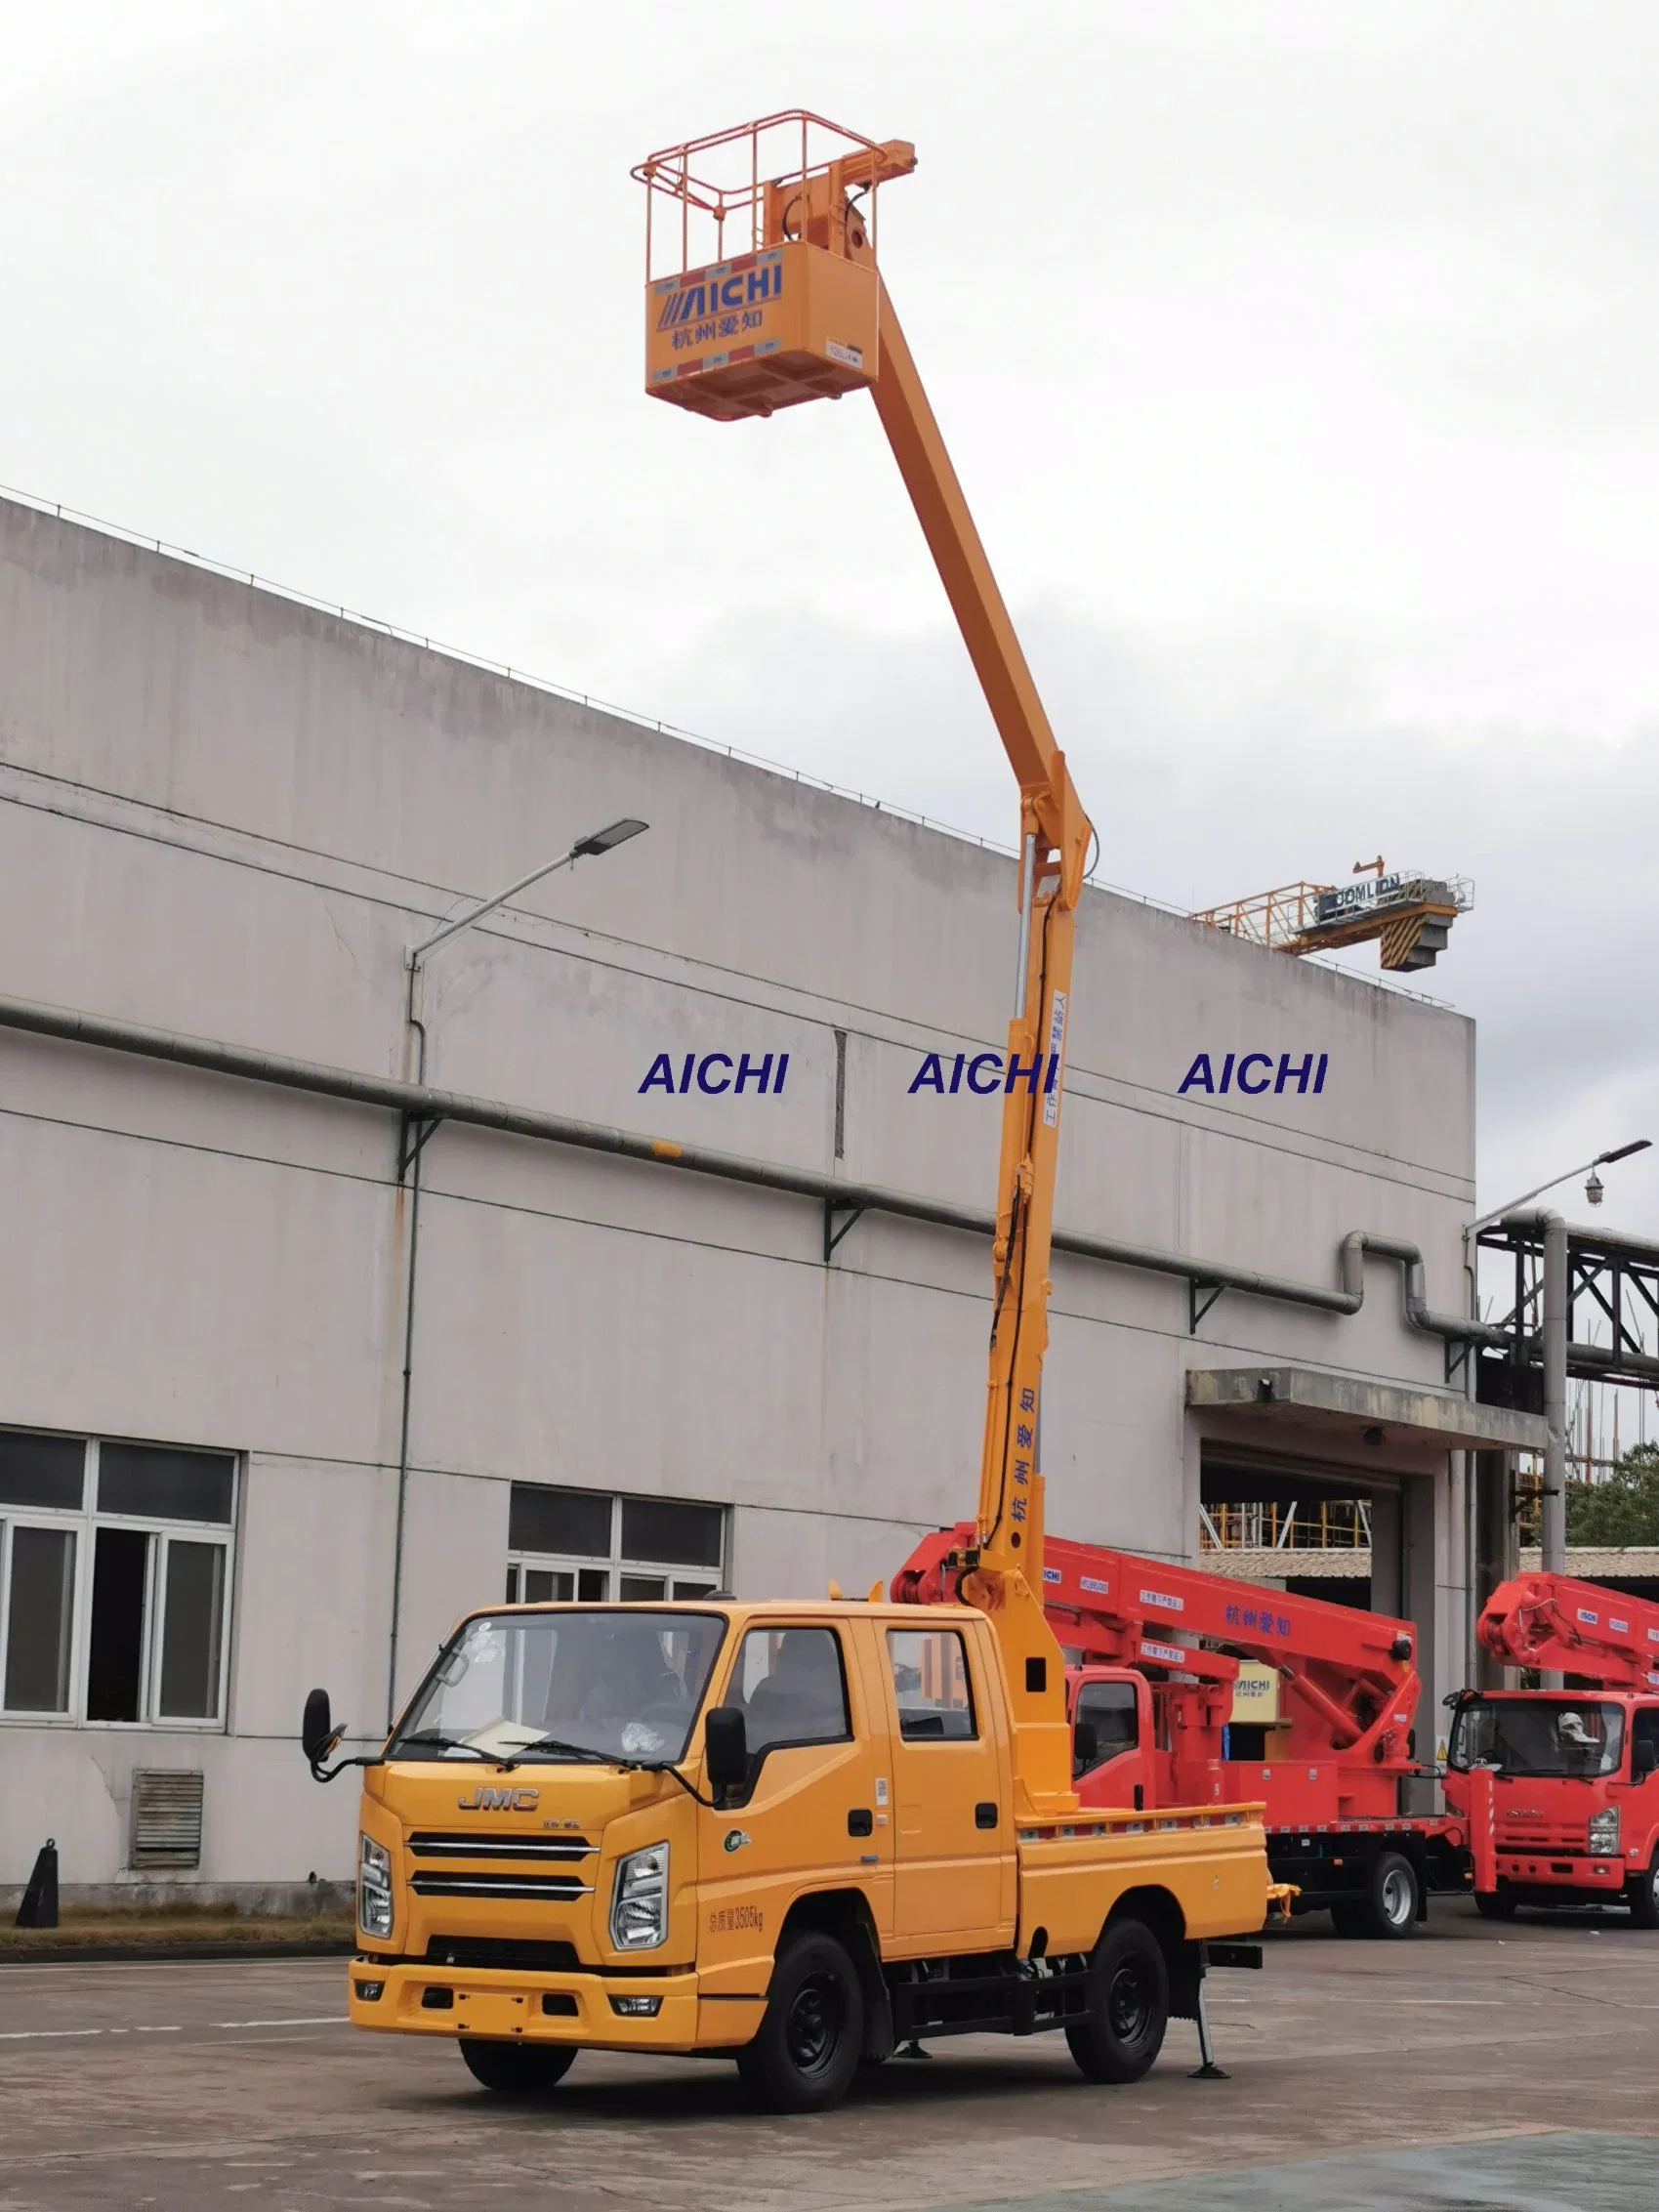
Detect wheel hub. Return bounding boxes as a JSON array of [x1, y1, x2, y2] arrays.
[[786, 1973, 843, 2075], [1106, 1960, 1152, 2042]]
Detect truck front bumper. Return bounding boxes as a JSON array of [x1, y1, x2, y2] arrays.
[[1493, 1851, 1626, 1893], [347, 1958, 763, 2054]]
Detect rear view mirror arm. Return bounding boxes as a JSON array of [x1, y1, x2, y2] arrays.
[[637, 1759, 719, 1810], [310, 1751, 385, 1787]]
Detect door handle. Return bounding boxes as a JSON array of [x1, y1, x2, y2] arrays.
[[848, 1808, 874, 1837], [975, 1801, 998, 1830]]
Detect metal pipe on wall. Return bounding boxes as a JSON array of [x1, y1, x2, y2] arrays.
[[0, 987, 1496, 1346]]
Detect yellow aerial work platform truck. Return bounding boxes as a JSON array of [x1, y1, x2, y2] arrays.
[[303, 113, 1277, 2114]]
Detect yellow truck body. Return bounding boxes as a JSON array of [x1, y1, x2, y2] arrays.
[[343, 1600, 1268, 2102]]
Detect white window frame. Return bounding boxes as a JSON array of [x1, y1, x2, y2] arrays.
[[0, 1433, 237, 1732], [507, 1489, 726, 1607]]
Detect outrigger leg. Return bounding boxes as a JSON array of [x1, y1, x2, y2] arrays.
[[1188, 1977, 1228, 2081]]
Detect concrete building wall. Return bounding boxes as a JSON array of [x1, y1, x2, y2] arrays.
[[0, 497, 1477, 1895]]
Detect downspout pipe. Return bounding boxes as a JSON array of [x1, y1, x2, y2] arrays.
[[1503, 1208, 1570, 1587], [0, 987, 1491, 1348]]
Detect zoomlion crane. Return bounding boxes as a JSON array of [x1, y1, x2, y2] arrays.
[[302, 114, 1275, 2118]]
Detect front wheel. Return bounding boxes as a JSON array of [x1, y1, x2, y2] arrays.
[[737, 1932, 865, 2114], [1628, 1852, 1659, 1930], [1065, 1918, 1169, 2084], [1474, 1889, 1517, 1922], [458, 2037, 577, 2096]]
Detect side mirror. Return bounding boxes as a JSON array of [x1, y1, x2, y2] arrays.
[[704, 1705, 749, 1795], [302, 1687, 336, 1767], [1072, 1718, 1099, 1774], [1634, 1742, 1658, 1783]]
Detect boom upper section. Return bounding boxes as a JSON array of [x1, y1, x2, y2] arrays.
[[636, 113, 1094, 1811], [1477, 1572, 1659, 1690]]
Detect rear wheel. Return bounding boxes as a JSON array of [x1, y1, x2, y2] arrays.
[[1065, 1918, 1169, 2084], [1628, 1851, 1659, 1930], [1363, 1852, 1420, 1940], [1474, 1889, 1517, 1922], [458, 2038, 577, 2096], [737, 1932, 865, 2114]]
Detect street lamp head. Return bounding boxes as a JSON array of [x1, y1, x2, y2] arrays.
[[1597, 1139, 1652, 1167], [1585, 1169, 1604, 1207], [571, 817, 649, 859]]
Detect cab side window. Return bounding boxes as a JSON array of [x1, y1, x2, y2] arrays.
[[1633, 1707, 1659, 1780], [1074, 1679, 1138, 1774], [887, 1628, 976, 1740], [731, 1627, 850, 1754]]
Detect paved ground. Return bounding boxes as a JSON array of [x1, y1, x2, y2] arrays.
[[1, 1901, 1655, 2211]]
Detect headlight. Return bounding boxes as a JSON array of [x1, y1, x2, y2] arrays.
[[1588, 1807, 1620, 1857], [610, 1842, 669, 1951], [358, 1832, 394, 1938]]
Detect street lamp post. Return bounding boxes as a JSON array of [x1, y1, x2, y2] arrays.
[[1467, 1139, 1652, 1238], [386, 816, 649, 1723], [1465, 1138, 1651, 1685]]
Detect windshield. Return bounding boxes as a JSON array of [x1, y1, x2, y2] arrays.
[[1449, 1696, 1626, 1779], [391, 1608, 727, 1766]]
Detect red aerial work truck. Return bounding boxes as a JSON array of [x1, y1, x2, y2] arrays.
[[1444, 1570, 1659, 1925], [896, 1527, 1472, 1938]]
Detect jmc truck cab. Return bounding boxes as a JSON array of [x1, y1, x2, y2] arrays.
[[308, 1598, 1270, 2111]]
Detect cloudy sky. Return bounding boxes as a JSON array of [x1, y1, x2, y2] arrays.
[[4, 1, 1656, 1246]]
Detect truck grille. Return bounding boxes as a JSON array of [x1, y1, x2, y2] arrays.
[[410, 1870, 593, 1901], [1497, 1820, 1583, 1853], [424, 1937, 581, 1972], [407, 1830, 595, 1862]]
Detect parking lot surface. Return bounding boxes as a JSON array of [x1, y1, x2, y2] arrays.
[[0, 1903, 1655, 2211]]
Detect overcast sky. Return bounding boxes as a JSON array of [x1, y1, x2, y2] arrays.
[[3, 1, 1656, 1244]]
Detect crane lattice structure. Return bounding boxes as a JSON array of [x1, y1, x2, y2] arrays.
[[1192, 867, 1472, 973]]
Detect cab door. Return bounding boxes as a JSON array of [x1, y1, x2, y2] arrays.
[[1627, 1704, 1659, 1879], [880, 1620, 1014, 1949], [695, 1619, 891, 1996], [1070, 1668, 1151, 1811]]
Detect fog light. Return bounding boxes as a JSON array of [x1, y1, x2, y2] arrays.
[[609, 1994, 663, 2018], [353, 1979, 385, 2001]]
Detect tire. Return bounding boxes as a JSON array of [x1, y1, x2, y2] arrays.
[[1360, 1852, 1420, 1941], [458, 2037, 577, 2096], [1065, 1918, 1169, 2085], [1628, 1852, 1659, 1930], [737, 1933, 865, 2114], [1474, 1889, 1517, 1922]]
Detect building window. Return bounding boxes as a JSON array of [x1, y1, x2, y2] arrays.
[[506, 1484, 725, 1606], [0, 1430, 235, 1728]]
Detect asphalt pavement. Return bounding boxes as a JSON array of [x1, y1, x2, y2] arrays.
[[0, 1902, 1654, 2211]]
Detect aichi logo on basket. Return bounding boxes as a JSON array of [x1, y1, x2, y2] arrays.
[[655, 254, 783, 330]]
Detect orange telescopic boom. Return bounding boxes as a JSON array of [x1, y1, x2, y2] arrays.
[[636, 114, 1093, 1811]]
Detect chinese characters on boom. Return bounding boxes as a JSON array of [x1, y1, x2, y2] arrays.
[[1010, 1388, 1037, 1527], [1224, 1601, 1295, 1638]]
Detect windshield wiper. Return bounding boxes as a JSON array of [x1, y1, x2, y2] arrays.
[[500, 1735, 615, 1771], [392, 1731, 495, 1763]]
